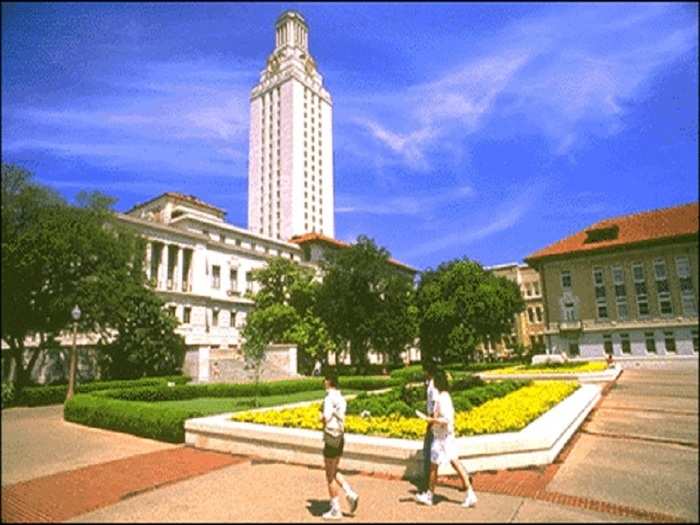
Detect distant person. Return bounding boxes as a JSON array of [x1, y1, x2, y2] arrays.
[[606, 354, 614, 368], [415, 369, 477, 508], [320, 370, 359, 520], [312, 360, 323, 376], [414, 363, 438, 501], [212, 361, 221, 381]]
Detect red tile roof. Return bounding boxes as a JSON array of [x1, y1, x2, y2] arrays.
[[526, 202, 698, 262], [290, 232, 417, 273]]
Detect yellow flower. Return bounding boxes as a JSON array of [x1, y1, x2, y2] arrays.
[[231, 381, 579, 439]]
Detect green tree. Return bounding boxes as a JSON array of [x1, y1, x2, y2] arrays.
[[416, 257, 525, 365], [315, 235, 417, 371], [242, 258, 334, 382], [1, 164, 183, 390], [97, 286, 186, 379]]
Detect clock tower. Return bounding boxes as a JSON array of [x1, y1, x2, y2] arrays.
[[248, 10, 335, 241]]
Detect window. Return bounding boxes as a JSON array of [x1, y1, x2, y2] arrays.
[[620, 333, 631, 354], [593, 267, 608, 319], [568, 343, 580, 357], [212, 309, 219, 327], [563, 298, 577, 321], [230, 268, 238, 292], [528, 308, 535, 323], [535, 306, 543, 323], [561, 270, 572, 289], [220, 234, 226, 244], [168, 305, 177, 319], [212, 265, 221, 289], [533, 282, 540, 296], [603, 334, 613, 355], [632, 263, 649, 317], [693, 330, 698, 353], [230, 310, 237, 328], [611, 265, 628, 320], [654, 259, 673, 315], [526, 284, 532, 297], [645, 332, 656, 353], [675, 256, 697, 315], [664, 331, 676, 353], [246, 271, 255, 292]]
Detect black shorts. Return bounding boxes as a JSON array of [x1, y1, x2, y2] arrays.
[[323, 436, 345, 458]]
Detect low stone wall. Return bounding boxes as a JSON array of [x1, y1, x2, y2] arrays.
[[189, 344, 298, 384], [185, 384, 602, 477], [478, 365, 622, 383]]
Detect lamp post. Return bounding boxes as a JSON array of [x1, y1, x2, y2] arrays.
[[66, 305, 81, 401]]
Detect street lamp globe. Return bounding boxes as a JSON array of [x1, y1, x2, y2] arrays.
[[71, 305, 81, 322]]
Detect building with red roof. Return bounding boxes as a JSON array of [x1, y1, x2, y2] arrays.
[[525, 202, 698, 360]]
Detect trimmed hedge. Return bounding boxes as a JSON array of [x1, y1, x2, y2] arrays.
[[94, 375, 398, 403], [63, 375, 398, 443], [346, 377, 529, 418], [389, 360, 529, 383], [6, 375, 190, 408], [64, 395, 202, 443]]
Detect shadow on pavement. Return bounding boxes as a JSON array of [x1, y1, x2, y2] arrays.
[[306, 499, 329, 517]]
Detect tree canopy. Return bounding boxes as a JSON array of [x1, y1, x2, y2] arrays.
[[1, 163, 184, 388], [315, 235, 418, 369], [416, 257, 525, 365]]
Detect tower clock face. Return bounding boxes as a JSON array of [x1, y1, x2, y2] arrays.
[[268, 55, 279, 73]]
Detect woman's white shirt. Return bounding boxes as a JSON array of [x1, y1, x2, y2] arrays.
[[432, 391, 455, 439], [322, 388, 346, 435]]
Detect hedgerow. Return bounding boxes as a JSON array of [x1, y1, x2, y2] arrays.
[[4, 375, 190, 408], [62, 375, 397, 442]]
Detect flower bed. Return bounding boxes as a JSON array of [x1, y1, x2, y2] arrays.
[[231, 381, 579, 439], [483, 361, 608, 375]]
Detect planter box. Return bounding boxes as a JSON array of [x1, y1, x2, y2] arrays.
[[477, 365, 622, 383], [185, 384, 601, 478]]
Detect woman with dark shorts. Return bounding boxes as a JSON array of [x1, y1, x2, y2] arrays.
[[320, 370, 359, 520]]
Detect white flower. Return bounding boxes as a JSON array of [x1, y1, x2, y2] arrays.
[[360, 410, 371, 418]]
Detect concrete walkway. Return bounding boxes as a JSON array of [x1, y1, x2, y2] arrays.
[[2, 365, 697, 522], [1, 405, 175, 486]]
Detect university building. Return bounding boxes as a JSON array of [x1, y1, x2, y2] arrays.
[[525, 202, 699, 360], [478, 263, 546, 358]]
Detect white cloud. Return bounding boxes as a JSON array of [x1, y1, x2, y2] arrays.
[[345, 4, 697, 166], [336, 185, 475, 216]]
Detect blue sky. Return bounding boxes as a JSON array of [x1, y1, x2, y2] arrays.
[[2, 2, 698, 271]]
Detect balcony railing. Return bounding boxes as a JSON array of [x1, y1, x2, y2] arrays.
[[559, 320, 583, 332]]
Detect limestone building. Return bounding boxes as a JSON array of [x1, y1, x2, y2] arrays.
[[248, 10, 334, 241], [525, 202, 699, 359], [478, 263, 546, 358]]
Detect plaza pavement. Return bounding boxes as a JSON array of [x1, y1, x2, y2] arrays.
[[2, 364, 697, 523]]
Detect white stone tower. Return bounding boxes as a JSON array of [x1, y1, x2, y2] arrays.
[[248, 10, 334, 241]]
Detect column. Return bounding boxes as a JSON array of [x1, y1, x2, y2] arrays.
[[176, 246, 184, 292], [161, 243, 169, 290], [145, 242, 153, 281]]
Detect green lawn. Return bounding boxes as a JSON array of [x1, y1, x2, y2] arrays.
[[151, 389, 363, 415]]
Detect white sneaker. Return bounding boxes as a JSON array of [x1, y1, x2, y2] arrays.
[[462, 487, 478, 508], [415, 491, 433, 506], [346, 492, 359, 513], [322, 506, 343, 520]]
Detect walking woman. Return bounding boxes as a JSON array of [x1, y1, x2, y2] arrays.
[[415, 369, 477, 508], [320, 370, 359, 520]]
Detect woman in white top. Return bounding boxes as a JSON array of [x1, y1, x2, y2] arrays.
[[416, 369, 477, 508], [320, 370, 359, 520]]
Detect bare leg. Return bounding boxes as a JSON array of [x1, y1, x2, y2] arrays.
[[428, 462, 438, 493], [450, 458, 471, 492], [325, 457, 341, 499]]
